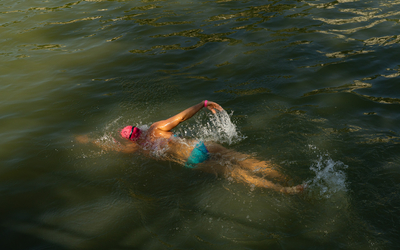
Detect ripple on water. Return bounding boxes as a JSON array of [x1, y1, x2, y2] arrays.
[[1, 0, 400, 249]]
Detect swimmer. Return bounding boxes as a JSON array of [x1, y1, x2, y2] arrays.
[[76, 100, 304, 194]]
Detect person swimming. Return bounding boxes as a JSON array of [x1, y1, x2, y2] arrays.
[[77, 100, 304, 194], [120, 125, 209, 168]]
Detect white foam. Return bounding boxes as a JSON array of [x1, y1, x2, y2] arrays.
[[178, 110, 245, 145], [306, 153, 348, 198]]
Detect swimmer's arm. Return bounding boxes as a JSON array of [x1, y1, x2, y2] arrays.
[[75, 135, 140, 153], [153, 100, 223, 132], [118, 142, 140, 153]]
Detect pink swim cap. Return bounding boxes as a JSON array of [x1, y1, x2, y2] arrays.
[[120, 126, 141, 141]]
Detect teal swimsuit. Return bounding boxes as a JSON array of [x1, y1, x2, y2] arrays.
[[185, 141, 210, 168]]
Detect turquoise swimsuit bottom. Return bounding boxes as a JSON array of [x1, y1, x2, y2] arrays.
[[185, 141, 210, 168]]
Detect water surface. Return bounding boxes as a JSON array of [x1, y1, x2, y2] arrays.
[[1, 0, 400, 249]]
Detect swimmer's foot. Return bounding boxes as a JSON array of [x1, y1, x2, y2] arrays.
[[280, 184, 307, 194]]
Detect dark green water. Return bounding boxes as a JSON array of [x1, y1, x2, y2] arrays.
[[1, 0, 400, 249]]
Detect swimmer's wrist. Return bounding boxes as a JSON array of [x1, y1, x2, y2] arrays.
[[204, 100, 208, 108]]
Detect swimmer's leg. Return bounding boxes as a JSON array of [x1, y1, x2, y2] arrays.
[[230, 168, 302, 194], [237, 158, 284, 180], [230, 168, 282, 191], [205, 142, 285, 180]]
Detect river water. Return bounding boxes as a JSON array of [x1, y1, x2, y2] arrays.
[[1, 0, 400, 249]]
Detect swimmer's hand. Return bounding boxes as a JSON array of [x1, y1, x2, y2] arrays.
[[205, 101, 224, 114], [75, 134, 90, 144]]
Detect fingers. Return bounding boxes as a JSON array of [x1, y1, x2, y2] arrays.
[[216, 104, 224, 111], [206, 101, 224, 113], [211, 102, 223, 111], [208, 106, 218, 114]]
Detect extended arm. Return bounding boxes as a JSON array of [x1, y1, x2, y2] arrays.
[[75, 135, 140, 153], [152, 100, 223, 132]]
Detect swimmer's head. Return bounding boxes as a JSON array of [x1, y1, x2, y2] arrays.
[[121, 126, 141, 141]]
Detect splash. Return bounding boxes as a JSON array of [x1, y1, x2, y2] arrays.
[[178, 110, 245, 145], [306, 153, 348, 198]]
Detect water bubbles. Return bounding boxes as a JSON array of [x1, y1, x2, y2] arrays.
[[306, 153, 348, 198]]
